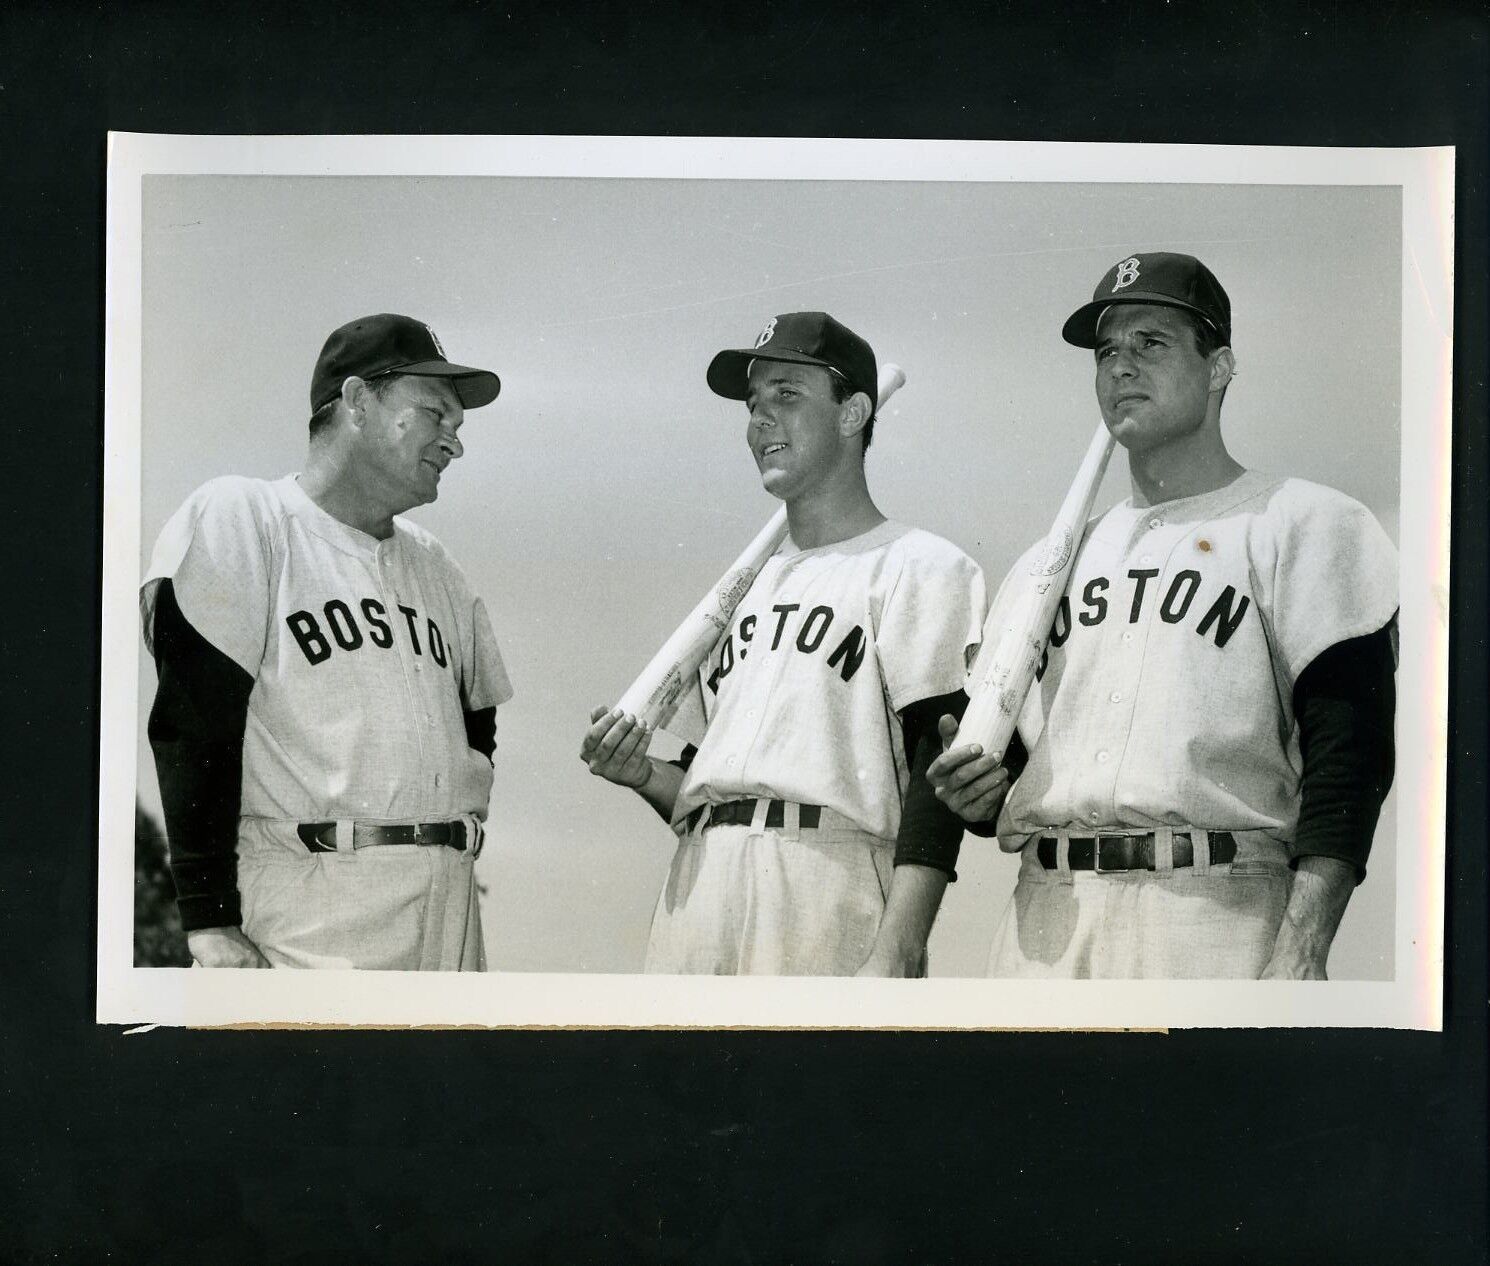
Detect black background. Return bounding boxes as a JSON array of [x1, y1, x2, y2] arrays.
[[2, 2, 1485, 1262]]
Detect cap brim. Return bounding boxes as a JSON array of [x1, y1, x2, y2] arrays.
[[706, 348, 837, 400], [398, 359, 502, 409], [1061, 294, 1228, 349]]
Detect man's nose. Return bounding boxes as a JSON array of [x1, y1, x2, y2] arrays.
[[439, 430, 464, 460], [750, 401, 776, 429]]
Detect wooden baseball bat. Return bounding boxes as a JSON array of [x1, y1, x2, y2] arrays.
[[954, 422, 1116, 758], [615, 362, 908, 731]]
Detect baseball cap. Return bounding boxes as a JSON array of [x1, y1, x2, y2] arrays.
[[310, 313, 501, 412], [1061, 252, 1231, 349], [707, 311, 878, 409]]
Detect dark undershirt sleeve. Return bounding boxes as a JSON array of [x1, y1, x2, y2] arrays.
[[1291, 623, 1396, 882], [463, 707, 496, 762], [893, 690, 987, 880], [668, 744, 698, 773], [146, 580, 255, 932]]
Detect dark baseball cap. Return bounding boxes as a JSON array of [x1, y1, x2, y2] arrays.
[[1062, 252, 1231, 349], [707, 311, 878, 409], [310, 313, 501, 412]]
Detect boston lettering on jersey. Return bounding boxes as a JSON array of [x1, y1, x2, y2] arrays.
[[286, 597, 450, 669], [706, 602, 867, 695], [1035, 566, 1251, 680]]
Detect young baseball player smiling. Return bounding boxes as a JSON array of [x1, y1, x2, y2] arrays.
[[582, 312, 986, 976], [142, 314, 512, 969], [930, 253, 1399, 979]]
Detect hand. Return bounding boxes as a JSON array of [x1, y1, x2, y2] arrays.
[[581, 706, 655, 790], [925, 714, 1011, 824], [855, 948, 926, 978], [1258, 947, 1328, 980], [187, 926, 271, 968]]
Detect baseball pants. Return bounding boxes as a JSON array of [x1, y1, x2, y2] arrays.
[[645, 803, 899, 976], [987, 831, 1292, 979], [233, 818, 486, 971]]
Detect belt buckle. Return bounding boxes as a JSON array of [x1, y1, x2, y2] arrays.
[[1092, 835, 1121, 874]]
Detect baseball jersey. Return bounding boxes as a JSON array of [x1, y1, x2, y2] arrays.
[[994, 470, 1398, 841], [142, 474, 513, 824], [672, 520, 986, 840]]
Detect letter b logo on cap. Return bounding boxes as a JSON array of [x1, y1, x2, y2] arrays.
[[1112, 257, 1141, 292], [754, 317, 778, 349]]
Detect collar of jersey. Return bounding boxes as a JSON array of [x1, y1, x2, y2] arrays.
[[779, 518, 909, 559], [279, 473, 402, 558]]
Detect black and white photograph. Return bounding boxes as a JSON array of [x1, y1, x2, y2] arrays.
[[97, 134, 1450, 1029]]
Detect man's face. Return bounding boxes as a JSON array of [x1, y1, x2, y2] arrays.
[[356, 374, 465, 511], [744, 360, 851, 500], [1093, 304, 1219, 453]]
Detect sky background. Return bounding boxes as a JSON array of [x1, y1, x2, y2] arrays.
[[134, 175, 1401, 978]]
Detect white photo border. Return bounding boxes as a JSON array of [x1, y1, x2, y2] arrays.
[[98, 134, 1452, 1030]]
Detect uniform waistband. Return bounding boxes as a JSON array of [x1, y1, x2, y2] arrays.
[[292, 818, 483, 857], [679, 799, 875, 840]]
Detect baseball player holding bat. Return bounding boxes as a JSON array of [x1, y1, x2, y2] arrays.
[[930, 253, 1399, 979], [582, 312, 986, 977], [141, 314, 512, 969]]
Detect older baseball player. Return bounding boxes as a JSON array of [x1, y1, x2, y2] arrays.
[[141, 313, 512, 969], [930, 253, 1398, 979], [582, 312, 986, 976]]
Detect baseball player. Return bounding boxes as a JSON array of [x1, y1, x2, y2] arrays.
[[930, 253, 1398, 979], [141, 313, 512, 970], [581, 312, 986, 976]]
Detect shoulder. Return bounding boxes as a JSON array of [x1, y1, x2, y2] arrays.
[[884, 525, 982, 576], [1244, 474, 1391, 543], [161, 474, 286, 540]]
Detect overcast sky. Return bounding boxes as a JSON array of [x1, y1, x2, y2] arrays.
[[134, 174, 1401, 978]]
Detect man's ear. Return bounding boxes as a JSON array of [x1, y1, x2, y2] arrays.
[[1209, 347, 1236, 394], [838, 390, 873, 440], [341, 376, 370, 424]]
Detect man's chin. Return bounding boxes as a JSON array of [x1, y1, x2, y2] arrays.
[[759, 468, 795, 499]]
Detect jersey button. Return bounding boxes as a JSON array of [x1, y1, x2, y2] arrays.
[[726, 756, 737, 768], [1089, 811, 1101, 823], [1109, 690, 1122, 703], [415, 662, 423, 671], [1096, 750, 1110, 764], [434, 773, 443, 788], [1139, 554, 1153, 565], [1122, 631, 1133, 644], [1149, 517, 1162, 529]]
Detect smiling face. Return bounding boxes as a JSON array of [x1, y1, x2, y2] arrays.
[[353, 374, 465, 514], [1093, 304, 1227, 454], [744, 360, 862, 502]]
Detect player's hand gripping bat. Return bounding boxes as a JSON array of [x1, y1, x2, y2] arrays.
[[615, 362, 908, 731], [953, 422, 1116, 759]]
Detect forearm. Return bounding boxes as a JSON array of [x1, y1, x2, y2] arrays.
[[1265, 856, 1356, 977], [860, 864, 948, 976]]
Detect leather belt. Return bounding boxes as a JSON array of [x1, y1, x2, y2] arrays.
[[1035, 831, 1236, 872], [297, 820, 478, 855], [684, 799, 823, 833]]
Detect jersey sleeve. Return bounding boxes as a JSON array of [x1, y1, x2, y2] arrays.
[[464, 595, 515, 712], [1262, 485, 1399, 683], [141, 478, 272, 676], [876, 540, 988, 714]]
